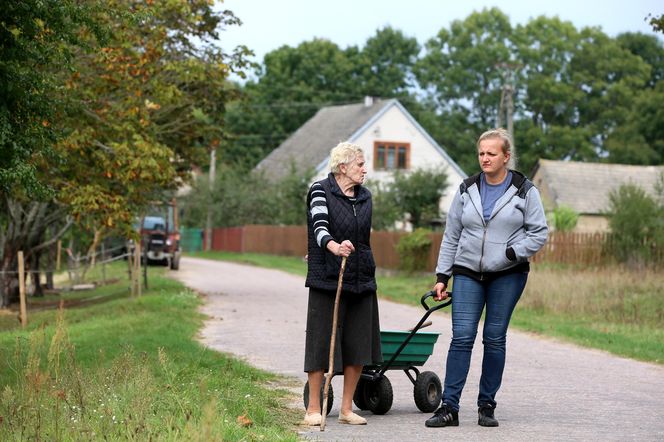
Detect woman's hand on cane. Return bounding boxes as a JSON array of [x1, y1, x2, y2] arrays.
[[327, 240, 355, 257]]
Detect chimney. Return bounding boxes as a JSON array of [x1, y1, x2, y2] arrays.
[[364, 96, 374, 107]]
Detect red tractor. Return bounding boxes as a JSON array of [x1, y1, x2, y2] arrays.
[[138, 200, 182, 270]]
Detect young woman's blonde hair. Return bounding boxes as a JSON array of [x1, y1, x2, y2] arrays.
[[477, 128, 513, 155], [329, 142, 364, 174]]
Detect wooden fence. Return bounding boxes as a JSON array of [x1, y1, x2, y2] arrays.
[[206, 225, 660, 269]]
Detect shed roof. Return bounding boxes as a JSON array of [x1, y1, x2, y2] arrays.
[[532, 159, 664, 214]]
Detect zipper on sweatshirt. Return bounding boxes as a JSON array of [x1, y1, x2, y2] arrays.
[[479, 224, 487, 280]]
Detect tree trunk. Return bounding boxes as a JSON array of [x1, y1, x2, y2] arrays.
[[31, 252, 43, 297], [0, 198, 71, 306], [1, 253, 17, 308]]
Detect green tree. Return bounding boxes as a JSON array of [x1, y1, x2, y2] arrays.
[[616, 32, 664, 87], [414, 8, 514, 172], [606, 183, 664, 267], [0, 0, 105, 197], [354, 27, 420, 98], [57, 0, 249, 234], [180, 165, 312, 228], [550, 206, 579, 232], [392, 168, 449, 228], [414, 10, 659, 173], [365, 180, 401, 231], [513, 19, 652, 171], [224, 27, 421, 169], [0, 0, 107, 307], [648, 13, 664, 33], [0, 0, 249, 307], [396, 228, 432, 273]]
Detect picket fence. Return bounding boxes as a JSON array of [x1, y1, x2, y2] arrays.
[[204, 225, 657, 270]]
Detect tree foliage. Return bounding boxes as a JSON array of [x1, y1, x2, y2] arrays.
[[180, 165, 313, 228], [550, 206, 579, 232], [224, 8, 663, 175], [392, 168, 449, 228], [367, 168, 449, 230], [55, 0, 249, 235], [224, 27, 420, 169], [606, 183, 664, 267], [0, 0, 249, 307], [396, 228, 432, 273], [0, 0, 106, 198]]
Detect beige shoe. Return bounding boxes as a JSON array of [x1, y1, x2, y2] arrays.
[[338, 412, 367, 425], [302, 412, 322, 426]]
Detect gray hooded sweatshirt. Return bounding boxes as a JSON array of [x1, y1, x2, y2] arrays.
[[436, 170, 548, 284]]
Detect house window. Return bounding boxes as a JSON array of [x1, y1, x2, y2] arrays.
[[374, 142, 410, 170]]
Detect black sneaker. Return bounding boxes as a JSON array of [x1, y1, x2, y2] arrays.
[[425, 403, 459, 427], [478, 404, 499, 427]]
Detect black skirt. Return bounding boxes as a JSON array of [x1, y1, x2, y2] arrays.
[[304, 287, 382, 373]]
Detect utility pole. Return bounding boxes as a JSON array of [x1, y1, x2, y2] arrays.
[[205, 148, 216, 251], [496, 63, 518, 170]]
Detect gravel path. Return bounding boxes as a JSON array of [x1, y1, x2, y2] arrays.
[[173, 257, 664, 441]]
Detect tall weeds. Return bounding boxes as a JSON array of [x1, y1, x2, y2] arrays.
[[0, 306, 236, 441], [523, 266, 664, 326]]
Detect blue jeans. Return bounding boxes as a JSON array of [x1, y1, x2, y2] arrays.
[[442, 273, 527, 411]]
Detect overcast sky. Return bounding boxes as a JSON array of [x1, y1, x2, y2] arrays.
[[217, 0, 662, 69]]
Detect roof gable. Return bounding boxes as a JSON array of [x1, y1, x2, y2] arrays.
[[533, 159, 664, 214], [254, 98, 467, 181], [254, 99, 389, 181]]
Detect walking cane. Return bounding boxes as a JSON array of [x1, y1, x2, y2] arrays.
[[320, 255, 347, 431]]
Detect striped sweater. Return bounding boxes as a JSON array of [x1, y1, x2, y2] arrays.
[[308, 181, 357, 250]]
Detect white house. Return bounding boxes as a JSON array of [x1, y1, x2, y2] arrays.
[[254, 97, 467, 218]]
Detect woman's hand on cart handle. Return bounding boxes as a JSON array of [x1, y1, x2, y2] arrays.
[[433, 282, 449, 301]]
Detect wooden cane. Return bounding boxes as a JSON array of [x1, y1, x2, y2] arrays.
[[320, 255, 347, 431]]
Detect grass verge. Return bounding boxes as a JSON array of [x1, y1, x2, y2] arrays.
[[188, 251, 664, 364], [0, 262, 300, 441]]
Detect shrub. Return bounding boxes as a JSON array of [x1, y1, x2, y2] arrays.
[[605, 183, 664, 267], [396, 228, 432, 273], [551, 205, 579, 232]]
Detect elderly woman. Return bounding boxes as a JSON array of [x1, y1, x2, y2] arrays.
[[425, 128, 548, 429], [302, 141, 382, 426]]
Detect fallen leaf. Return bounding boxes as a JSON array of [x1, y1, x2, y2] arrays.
[[236, 414, 252, 427]]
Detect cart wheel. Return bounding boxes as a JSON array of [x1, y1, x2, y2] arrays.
[[362, 376, 393, 415], [413, 371, 442, 413], [353, 378, 369, 410], [303, 381, 333, 416]]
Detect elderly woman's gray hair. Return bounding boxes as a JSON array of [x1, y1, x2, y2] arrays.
[[329, 142, 364, 174]]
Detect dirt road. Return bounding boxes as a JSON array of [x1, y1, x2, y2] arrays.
[[173, 257, 664, 441]]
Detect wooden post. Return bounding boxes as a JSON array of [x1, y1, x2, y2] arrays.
[[56, 240, 61, 272], [135, 242, 142, 297], [18, 251, 27, 328], [142, 238, 148, 290], [127, 241, 134, 295]]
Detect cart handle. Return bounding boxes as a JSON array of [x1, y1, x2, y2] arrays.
[[376, 291, 452, 378], [421, 290, 453, 311]]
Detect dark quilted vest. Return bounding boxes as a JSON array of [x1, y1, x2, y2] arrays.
[[305, 173, 377, 294]]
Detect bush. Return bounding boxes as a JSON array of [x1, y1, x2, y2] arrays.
[[396, 228, 432, 273], [551, 205, 579, 232], [179, 163, 313, 228], [606, 183, 664, 267]]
